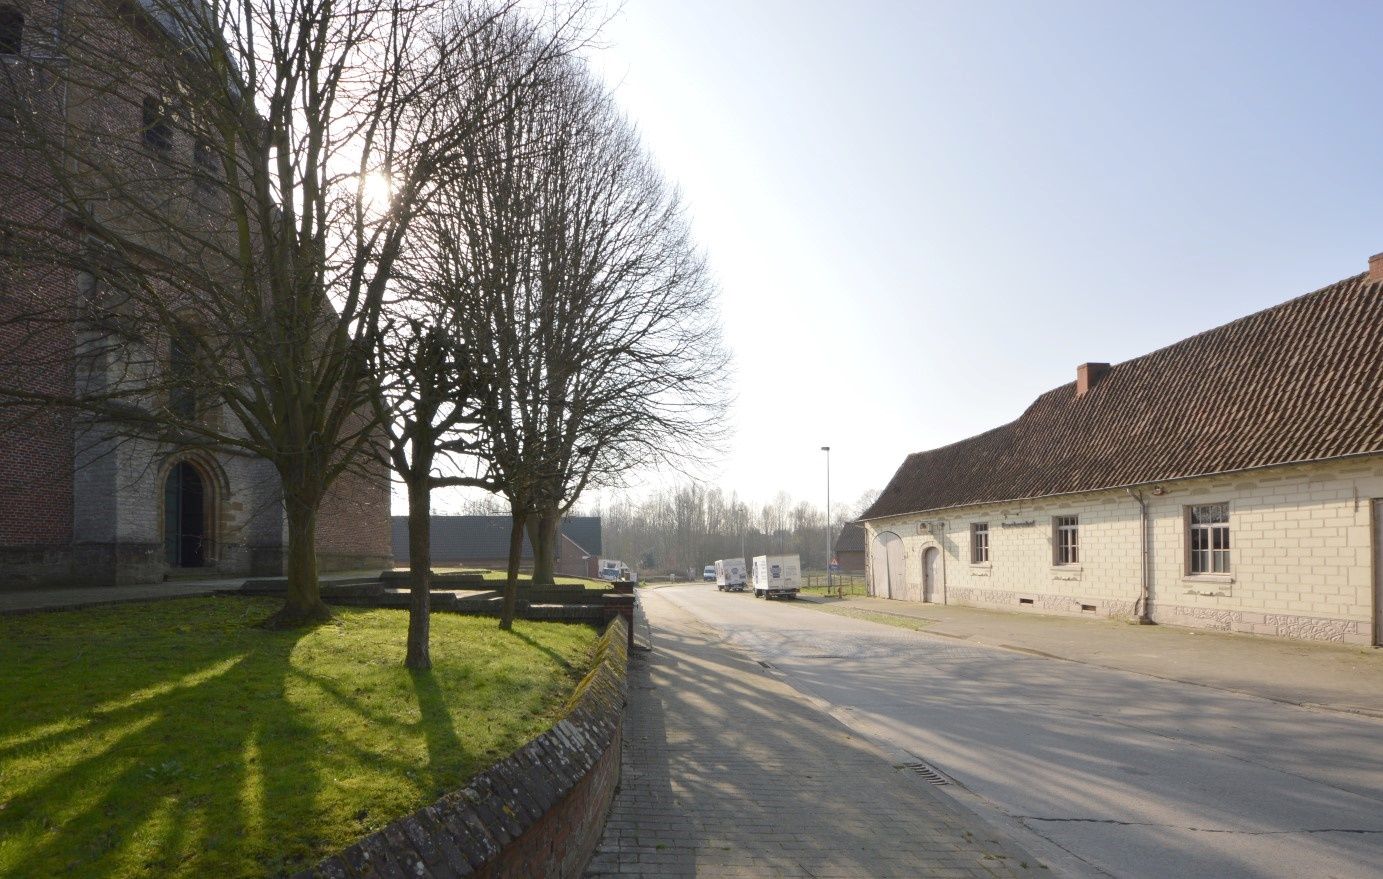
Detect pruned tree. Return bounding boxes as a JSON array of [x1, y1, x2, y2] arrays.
[[0, 0, 585, 626], [368, 11, 589, 667], [419, 51, 727, 626], [370, 311, 473, 669], [519, 63, 730, 584]]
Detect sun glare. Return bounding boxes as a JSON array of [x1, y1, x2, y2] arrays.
[[360, 171, 393, 211]]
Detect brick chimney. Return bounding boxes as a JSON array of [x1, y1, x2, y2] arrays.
[[1368, 252, 1383, 284], [1076, 362, 1110, 397]]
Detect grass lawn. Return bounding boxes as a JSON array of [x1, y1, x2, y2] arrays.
[[798, 571, 869, 597], [0, 597, 599, 878]]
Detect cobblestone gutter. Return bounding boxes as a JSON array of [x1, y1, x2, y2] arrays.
[[296, 616, 629, 879]]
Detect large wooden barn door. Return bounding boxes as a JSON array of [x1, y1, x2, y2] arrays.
[[871, 532, 904, 599]]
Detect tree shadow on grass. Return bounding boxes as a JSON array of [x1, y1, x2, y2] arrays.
[[0, 597, 333, 877], [503, 624, 587, 675], [408, 668, 467, 795], [1, 600, 594, 878]]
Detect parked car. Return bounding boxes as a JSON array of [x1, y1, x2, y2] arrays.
[[702, 565, 716, 581]]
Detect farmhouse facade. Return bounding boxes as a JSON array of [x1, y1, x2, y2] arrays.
[[0, 0, 391, 588], [860, 259, 1383, 645]]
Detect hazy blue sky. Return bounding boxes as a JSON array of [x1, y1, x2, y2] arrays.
[[420, 1, 1383, 517], [572, 0, 1383, 514]]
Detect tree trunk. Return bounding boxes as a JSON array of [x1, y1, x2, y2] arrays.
[[404, 477, 432, 669], [262, 494, 331, 628], [499, 509, 527, 630], [527, 511, 560, 585]]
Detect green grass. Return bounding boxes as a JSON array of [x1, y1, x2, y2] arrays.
[[0, 597, 599, 878], [799, 582, 870, 598]]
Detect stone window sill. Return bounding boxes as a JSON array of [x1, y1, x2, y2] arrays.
[[1182, 574, 1233, 585], [969, 562, 992, 570], [1050, 564, 1082, 573], [1182, 574, 1233, 596]]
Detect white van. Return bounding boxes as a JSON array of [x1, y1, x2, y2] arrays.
[[714, 558, 747, 592], [751, 554, 801, 600]]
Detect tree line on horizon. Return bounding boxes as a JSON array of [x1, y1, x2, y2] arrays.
[[583, 484, 880, 576]]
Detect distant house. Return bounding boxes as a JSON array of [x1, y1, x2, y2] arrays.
[[832, 522, 866, 573], [391, 515, 602, 577], [860, 254, 1383, 646]]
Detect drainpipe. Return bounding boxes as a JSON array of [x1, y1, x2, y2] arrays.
[[1126, 488, 1152, 624], [936, 520, 947, 605]]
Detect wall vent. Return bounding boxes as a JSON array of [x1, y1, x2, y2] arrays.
[[1080, 604, 1097, 613], [1018, 597, 1034, 605]]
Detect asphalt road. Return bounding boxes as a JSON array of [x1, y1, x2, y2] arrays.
[[653, 584, 1383, 879]]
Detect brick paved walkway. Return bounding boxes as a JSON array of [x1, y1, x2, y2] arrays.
[[585, 589, 1042, 878]]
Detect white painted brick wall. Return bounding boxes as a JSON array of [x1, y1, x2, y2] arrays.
[[863, 456, 1383, 644]]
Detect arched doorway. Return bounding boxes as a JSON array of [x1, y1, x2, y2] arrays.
[[870, 532, 905, 599], [922, 546, 941, 602], [164, 461, 208, 568]]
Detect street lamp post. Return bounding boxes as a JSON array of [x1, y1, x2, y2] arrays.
[[821, 445, 832, 589]]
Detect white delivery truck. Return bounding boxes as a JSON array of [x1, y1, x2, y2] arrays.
[[751, 554, 801, 600], [714, 558, 748, 592], [597, 558, 631, 581]]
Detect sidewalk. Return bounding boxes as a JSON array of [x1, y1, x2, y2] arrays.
[[585, 589, 1044, 879], [800, 594, 1383, 718]]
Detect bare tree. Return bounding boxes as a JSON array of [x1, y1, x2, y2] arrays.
[[511, 59, 730, 585], [369, 13, 590, 667], [419, 50, 726, 624], [0, 0, 581, 626], [370, 310, 474, 668], [596, 483, 845, 574]]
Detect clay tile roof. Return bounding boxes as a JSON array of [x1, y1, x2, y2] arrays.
[[833, 522, 866, 553], [862, 273, 1383, 521]]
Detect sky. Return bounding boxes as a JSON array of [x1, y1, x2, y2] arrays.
[[425, 0, 1383, 516]]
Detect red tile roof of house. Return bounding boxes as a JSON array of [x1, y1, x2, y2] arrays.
[[833, 521, 866, 553], [861, 272, 1383, 521]]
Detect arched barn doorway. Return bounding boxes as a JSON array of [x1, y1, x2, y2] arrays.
[[870, 531, 905, 599], [164, 461, 209, 568]]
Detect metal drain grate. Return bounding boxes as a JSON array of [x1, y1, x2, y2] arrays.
[[899, 760, 949, 785]]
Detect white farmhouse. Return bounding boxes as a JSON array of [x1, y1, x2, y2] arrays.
[[860, 254, 1383, 645]]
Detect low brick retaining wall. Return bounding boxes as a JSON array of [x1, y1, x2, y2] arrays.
[[297, 616, 629, 879]]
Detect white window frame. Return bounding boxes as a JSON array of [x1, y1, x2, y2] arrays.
[[971, 522, 989, 564], [1053, 515, 1079, 565], [1187, 502, 1230, 575]]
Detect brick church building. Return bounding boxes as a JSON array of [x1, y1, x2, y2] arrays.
[[0, 0, 391, 588]]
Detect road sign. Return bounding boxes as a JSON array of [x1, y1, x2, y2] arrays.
[[828, 562, 840, 572]]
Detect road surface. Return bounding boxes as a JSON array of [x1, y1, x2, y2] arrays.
[[652, 584, 1383, 879]]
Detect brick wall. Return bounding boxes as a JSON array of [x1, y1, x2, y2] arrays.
[[863, 455, 1383, 645], [316, 456, 393, 572], [299, 616, 629, 879], [0, 0, 78, 577]]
